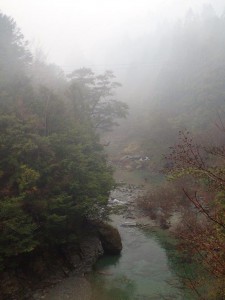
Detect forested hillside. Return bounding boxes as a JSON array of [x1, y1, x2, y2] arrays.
[[0, 13, 127, 276]]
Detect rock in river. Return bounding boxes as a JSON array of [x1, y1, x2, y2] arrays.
[[93, 221, 122, 255]]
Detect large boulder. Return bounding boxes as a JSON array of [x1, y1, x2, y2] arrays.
[[95, 222, 122, 255]]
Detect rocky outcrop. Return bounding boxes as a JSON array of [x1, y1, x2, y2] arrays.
[[0, 235, 105, 299], [94, 221, 122, 255], [0, 217, 122, 300], [62, 236, 104, 274]]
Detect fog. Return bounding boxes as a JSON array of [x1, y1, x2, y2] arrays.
[[1, 0, 225, 74], [2, 2, 225, 297], [1, 0, 225, 137]]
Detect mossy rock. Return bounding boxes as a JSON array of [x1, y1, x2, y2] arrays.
[[95, 222, 122, 255]]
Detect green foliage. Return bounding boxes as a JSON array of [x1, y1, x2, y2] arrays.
[[0, 197, 38, 267], [18, 165, 40, 192], [0, 13, 118, 269]]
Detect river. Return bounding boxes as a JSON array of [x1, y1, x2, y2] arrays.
[[41, 172, 195, 300], [88, 181, 194, 300], [89, 215, 184, 300]]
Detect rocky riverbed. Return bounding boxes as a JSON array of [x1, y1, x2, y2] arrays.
[[108, 184, 157, 227]]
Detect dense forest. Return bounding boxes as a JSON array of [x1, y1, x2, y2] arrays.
[[0, 12, 127, 282]]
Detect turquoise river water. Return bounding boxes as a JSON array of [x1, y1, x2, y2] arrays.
[[89, 214, 194, 300]]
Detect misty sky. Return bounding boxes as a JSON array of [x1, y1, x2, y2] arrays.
[[1, 0, 225, 72]]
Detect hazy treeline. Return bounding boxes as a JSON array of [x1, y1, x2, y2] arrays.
[[109, 6, 225, 163]]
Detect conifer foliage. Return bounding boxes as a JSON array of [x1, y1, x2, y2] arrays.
[[0, 13, 126, 270]]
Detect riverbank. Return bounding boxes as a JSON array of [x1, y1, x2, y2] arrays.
[[1, 167, 196, 300], [88, 183, 192, 300], [0, 218, 122, 300], [31, 183, 145, 300], [30, 181, 194, 300]]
